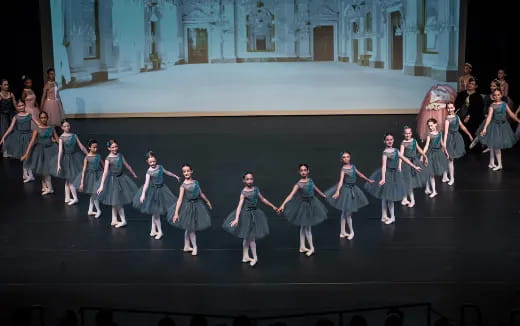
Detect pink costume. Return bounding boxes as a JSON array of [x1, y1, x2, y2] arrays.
[[417, 85, 457, 140], [42, 82, 64, 127], [23, 90, 40, 129]]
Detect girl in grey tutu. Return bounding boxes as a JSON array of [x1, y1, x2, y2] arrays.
[[277, 164, 328, 257], [364, 133, 422, 225], [21, 111, 59, 195], [0, 101, 37, 183], [423, 119, 449, 199], [399, 126, 431, 208], [477, 89, 520, 171], [55, 120, 88, 205], [223, 172, 278, 266], [168, 164, 213, 256], [73, 139, 103, 218], [325, 152, 374, 240], [133, 151, 180, 240], [442, 103, 473, 185], [96, 139, 138, 228]]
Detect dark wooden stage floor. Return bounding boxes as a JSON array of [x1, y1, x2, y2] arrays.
[[1, 115, 519, 323]]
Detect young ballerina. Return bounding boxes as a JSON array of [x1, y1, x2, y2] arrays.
[[132, 151, 180, 240], [55, 120, 88, 205], [423, 119, 449, 197], [477, 89, 520, 171], [21, 77, 40, 126], [20, 111, 59, 195], [40, 68, 65, 127], [96, 139, 139, 228], [399, 126, 430, 208], [443, 104, 473, 185], [324, 152, 373, 239], [72, 139, 104, 217], [0, 101, 35, 182], [168, 164, 213, 255], [277, 164, 328, 256], [223, 172, 277, 266], [0, 79, 17, 157], [364, 133, 422, 225]]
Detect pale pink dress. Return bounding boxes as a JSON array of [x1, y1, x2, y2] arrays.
[[42, 82, 65, 126], [23, 89, 40, 129]]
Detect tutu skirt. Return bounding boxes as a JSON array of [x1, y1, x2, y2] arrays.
[[446, 132, 466, 159], [401, 158, 431, 189], [98, 174, 138, 206], [5, 131, 31, 159], [427, 149, 449, 176], [222, 207, 270, 240], [27, 143, 58, 176], [53, 152, 84, 180], [167, 199, 212, 231], [72, 169, 102, 195], [324, 184, 368, 214], [364, 168, 407, 201], [477, 120, 517, 149], [132, 184, 177, 216], [284, 195, 328, 227]]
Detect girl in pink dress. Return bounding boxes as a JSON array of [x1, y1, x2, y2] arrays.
[[458, 63, 473, 92], [497, 69, 509, 97], [21, 77, 40, 129], [40, 68, 65, 127]]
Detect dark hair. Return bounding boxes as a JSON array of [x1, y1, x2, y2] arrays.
[[491, 79, 501, 88], [16, 99, 24, 106], [468, 77, 477, 84], [298, 163, 309, 170], [145, 150, 157, 160], [0, 78, 8, 85], [242, 171, 254, 179], [23, 76, 32, 82], [47, 68, 55, 74], [106, 139, 118, 148], [182, 163, 193, 170], [61, 119, 70, 126], [87, 139, 98, 148], [39, 111, 49, 119], [427, 118, 437, 124], [383, 132, 394, 140], [492, 88, 503, 95]]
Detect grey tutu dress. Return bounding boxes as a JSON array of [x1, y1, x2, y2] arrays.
[[223, 187, 270, 240], [4, 114, 32, 159], [445, 115, 466, 159], [167, 181, 211, 231], [132, 165, 177, 216], [401, 139, 431, 189], [97, 154, 138, 206], [72, 154, 103, 194], [53, 133, 84, 181], [27, 126, 58, 176], [426, 132, 448, 176], [364, 148, 407, 201], [477, 102, 517, 149], [284, 179, 328, 227], [325, 165, 369, 215]]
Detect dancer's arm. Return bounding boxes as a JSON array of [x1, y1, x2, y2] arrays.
[[20, 129, 38, 161], [505, 104, 520, 124], [199, 186, 212, 209], [122, 156, 138, 178], [355, 168, 374, 183], [332, 170, 345, 199], [0, 116, 17, 145], [78, 158, 87, 192], [458, 118, 473, 140], [139, 172, 150, 203], [172, 186, 185, 222], [397, 152, 421, 171], [379, 154, 387, 186], [57, 137, 64, 173], [313, 184, 327, 198], [480, 107, 494, 136], [163, 168, 180, 182], [230, 194, 245, 227], [259, 191, 278, 211], [277, 185, 298, 213], [96, 159, 110, 194], [76, 135, 88, 155]]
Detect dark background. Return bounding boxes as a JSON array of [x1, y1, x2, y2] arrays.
[[2, 0, 518, 107]]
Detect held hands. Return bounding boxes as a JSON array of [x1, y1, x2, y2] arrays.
[[271, 206, 279, 212], [367, 179, 375, 184], [276, 205, 285, 214], [320, 193, 327, 199], [413, 165, 422, 171]]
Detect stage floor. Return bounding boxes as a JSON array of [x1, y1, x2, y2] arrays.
[[1, 115, 519, 324], [60, 62, 456, 115]]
